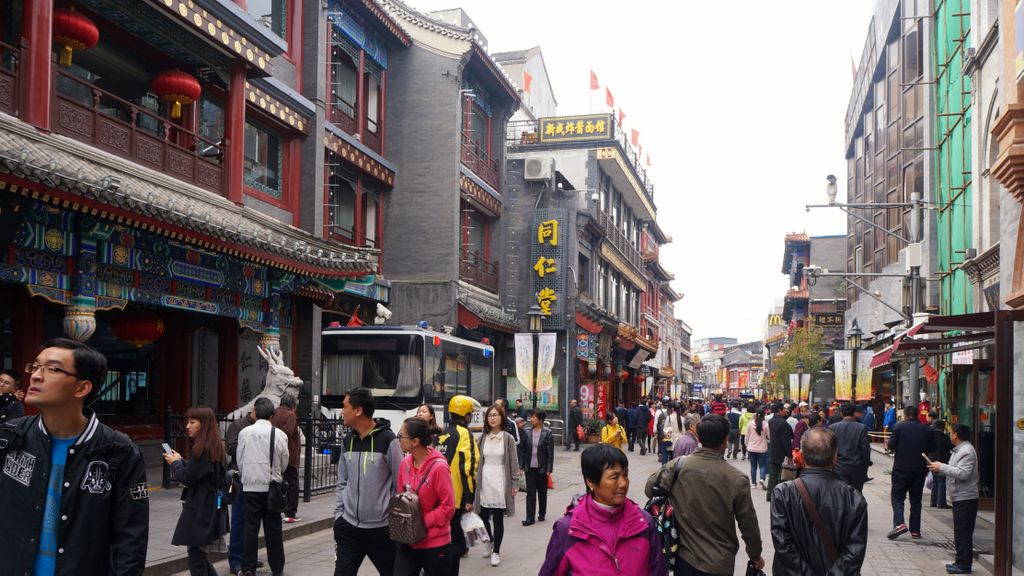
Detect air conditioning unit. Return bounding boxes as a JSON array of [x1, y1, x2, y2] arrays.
[[524, 157, 554, 181]]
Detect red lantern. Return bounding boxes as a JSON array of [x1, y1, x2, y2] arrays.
[[151, 70, 202, 119], [52, 8, 99, 67], [634, 374, 644, 384], [620, 369, 629, 382], [111, 309, 165, 348]]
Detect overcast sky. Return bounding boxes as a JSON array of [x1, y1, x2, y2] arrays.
[[409, 0, 876, 342]]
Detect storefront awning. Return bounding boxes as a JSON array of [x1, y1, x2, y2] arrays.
[[890, 312, 996, 360]]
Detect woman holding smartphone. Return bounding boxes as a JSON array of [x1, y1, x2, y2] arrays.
[[163, 406, 229, 575]]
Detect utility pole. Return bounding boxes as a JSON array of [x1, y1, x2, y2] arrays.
[[907, 191, 922, 405]]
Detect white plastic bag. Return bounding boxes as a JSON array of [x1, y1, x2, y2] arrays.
[[925, 471, 934, 490], [460, 511, 490, 547]]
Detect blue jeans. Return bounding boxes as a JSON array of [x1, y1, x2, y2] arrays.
[[660, 442, 672, 464], [228, 490, 245, 568], [930, 473, 947, 507], [748, 452, 768, 484]]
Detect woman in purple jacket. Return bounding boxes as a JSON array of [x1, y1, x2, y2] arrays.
[[539, 444, 666, 576]]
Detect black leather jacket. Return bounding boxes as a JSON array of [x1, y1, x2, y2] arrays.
[[0, 410, 149, 576], [770, 468, 868, 575]]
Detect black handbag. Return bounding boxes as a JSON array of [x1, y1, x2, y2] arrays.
[[267, 427, 288, 513]]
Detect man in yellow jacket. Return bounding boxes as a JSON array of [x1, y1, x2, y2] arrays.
[[438, 395, 480, 573]]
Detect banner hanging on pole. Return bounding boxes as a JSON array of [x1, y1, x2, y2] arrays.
[[854, 350, 873, 401], [834, 350, 853, 401], [535, 333, 557, 392], [514, 333, 535, 395], [789, 373, 799, 402]]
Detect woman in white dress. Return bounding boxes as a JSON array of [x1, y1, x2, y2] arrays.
[[473, 405, 521, 567]]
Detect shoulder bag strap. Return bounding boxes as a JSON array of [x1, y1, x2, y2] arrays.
[[794, 478, 839, 563], [269, 426, 276, 473], [414, 460, 439, 493]]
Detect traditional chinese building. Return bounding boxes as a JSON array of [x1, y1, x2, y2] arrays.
[[375, 2, 521, 399], [0, 0, 407, 451], [504, 109, 676, 421]]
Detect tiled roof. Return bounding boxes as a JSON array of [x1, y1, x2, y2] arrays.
[[0, 117, 377, 277], [785, 232, 810, 243]]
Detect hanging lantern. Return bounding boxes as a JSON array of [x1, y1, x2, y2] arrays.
[[111, 309, 165, 348], [151, 70, 202, 119], [620, 369, 629, 382], [52, 8, 99, 67]]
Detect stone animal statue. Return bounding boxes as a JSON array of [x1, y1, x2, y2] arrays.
[[225, 345, 303, 421]]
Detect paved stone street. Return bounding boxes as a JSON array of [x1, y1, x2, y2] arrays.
[[158, 443, 995, 575]]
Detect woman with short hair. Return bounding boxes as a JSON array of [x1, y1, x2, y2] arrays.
[[539, 444, 665, 575]]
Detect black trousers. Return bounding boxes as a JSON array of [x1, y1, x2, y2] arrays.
[[739, 435, 747, 457], [525, 468, 548, 521], [766, 462, 782, 502], [283, 465, 299, 518], [334, 518, 394, 576], [952, 498, 978, 569], [479, 506, 505, 553], [242, 491, 284, 573], [627, 427, 636, 449], [728, 429, 740, 458], [891, 469, 927, 532], [568, 426, 580, 450], [394, 544, 449, 576], [187, 546, 217, 576], [448, 509, 466, 574], [634, 429, 648, 454]]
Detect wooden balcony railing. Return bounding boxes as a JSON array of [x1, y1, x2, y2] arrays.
[[460, 249, 499, 293], [52, 69, 225, 195], [597, 210, 645, 272], [328, 104, 358, 136], [0, 41, 18, 116], [460, 136, 499, 189]]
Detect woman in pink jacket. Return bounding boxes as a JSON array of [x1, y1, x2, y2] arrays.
[[393, 417, 456, 576], [539, 444, 666, 575]]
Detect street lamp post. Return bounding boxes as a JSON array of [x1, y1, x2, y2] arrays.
[[526, 304, 544, 410], [796, 360, 805, 405], [847, 318, 863, 402]]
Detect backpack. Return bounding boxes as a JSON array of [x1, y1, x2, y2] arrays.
[[643, 456, 686, 569], [388, 459, 440, 544]]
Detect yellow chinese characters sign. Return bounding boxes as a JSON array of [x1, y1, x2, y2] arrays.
[[538, 114, 613, 144], [530, 209, 566, 329]]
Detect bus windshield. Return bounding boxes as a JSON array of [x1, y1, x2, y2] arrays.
[[322, 334, 423, 397]]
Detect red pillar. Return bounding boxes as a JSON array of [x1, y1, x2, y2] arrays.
[[223, 59, 246, 204], [376, 193, 384, 272], [217, 317, 239, 412], [354, 176, 364, 246], [289, 0, 303, 89], [356, 50, 365, 140], [21, 0, 53, 130]]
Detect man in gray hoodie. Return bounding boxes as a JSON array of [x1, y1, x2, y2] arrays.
[[333, 387, 403, 576], [927, 424, 979, 575]]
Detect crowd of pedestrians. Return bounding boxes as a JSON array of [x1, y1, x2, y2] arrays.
[[0, 339, 984, 575]]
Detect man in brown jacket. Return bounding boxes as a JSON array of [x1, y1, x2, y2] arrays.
[[671, 414, 764, 575], [272, 393, 302, 523]]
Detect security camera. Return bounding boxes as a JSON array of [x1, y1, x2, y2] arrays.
[[374, 303, 393, 325]]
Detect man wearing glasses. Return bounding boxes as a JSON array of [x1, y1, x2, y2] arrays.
[[0, 338, 149, 575]]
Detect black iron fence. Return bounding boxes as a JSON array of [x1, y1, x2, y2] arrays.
[[163, 407, 349, 502]]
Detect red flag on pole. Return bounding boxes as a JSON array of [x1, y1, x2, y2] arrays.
[[347, 305, 364, 327], [523, 70, 533, 93], [630, 128, 639, 146], [618, 108, 626, 126], [605, 87, 614, 107], [590, 70, 599, 91]]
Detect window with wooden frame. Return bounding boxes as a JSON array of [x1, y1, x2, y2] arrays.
[[243, 117, 284, 200], [327, 162, 357, 243], [365, 63, 382, 134], [330, 40, 359, 122], [461, 204, 490, 261]]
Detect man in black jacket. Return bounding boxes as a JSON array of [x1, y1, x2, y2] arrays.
[[771, 427, 868, 574], [767, 402, 795, 501], [0, 338, 149, 575], [633, 401, 651, 455], [887, 405, 936, 539], [566, 399, 583, 451], [830, 403, 871, 491], [518, 409, 554, 525], [0, 369, 25, 423]]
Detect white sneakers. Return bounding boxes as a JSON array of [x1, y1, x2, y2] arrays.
[[490, 553, 501, 567], [483, 542, 493, 558]]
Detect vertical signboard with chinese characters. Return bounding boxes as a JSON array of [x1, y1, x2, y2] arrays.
[[531, 209, 566, 330]]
